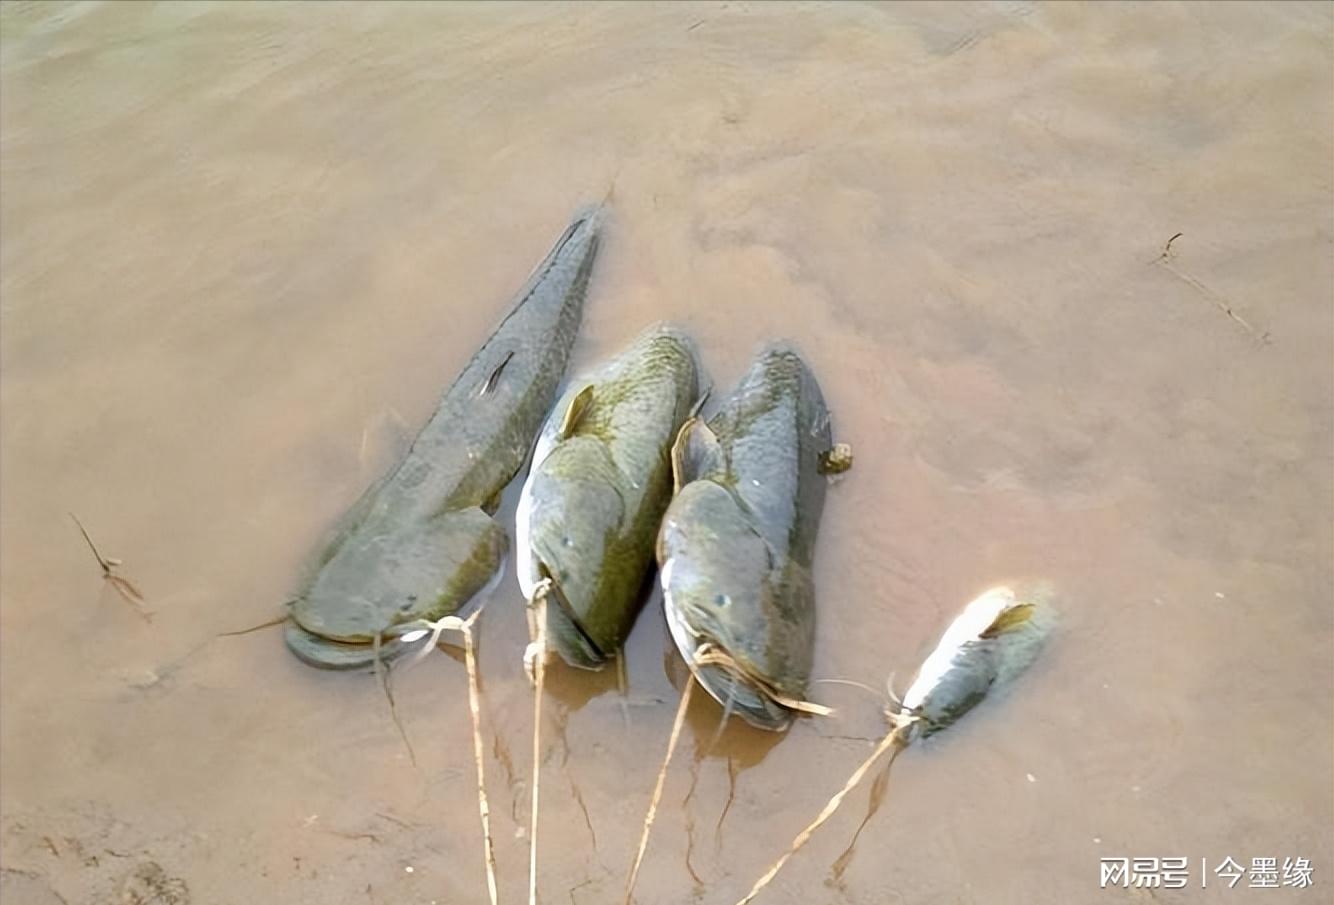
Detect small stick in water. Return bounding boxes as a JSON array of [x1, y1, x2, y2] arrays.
[[461, 610, 499, 905], [829, 744, 894, 882], [395, 608, 497, 904], [69, 512, 150, 621], [733, 585, 1054, 904], [624, 674, 695, 905], [735, 728, 909, 905], [525, 579, 553, 905]]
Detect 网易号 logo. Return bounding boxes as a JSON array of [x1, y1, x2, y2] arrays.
[[1099, 857, 1313, 890]]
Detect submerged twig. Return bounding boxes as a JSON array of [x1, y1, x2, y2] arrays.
[[70, 511, 114, 573], [1153, 232, 1270, 343], [69, 512, 151, 621], [681, 749, 707, 890], [1157, 231, 1184, 261], [624, 674, 695, 905], [714, 755, 740, 847], [373, 631, 417, 767]]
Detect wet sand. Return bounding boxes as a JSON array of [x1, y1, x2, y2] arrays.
[[2, 2, 1331, 903]]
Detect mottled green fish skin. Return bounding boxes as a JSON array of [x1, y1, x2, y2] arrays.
[[517, 323, 702, 668], [285, 209, 602, 670], [657, 345, 832, 730]]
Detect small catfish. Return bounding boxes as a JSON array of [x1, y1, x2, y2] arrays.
[[733, 585, 1055, 905], [657, 344, 843, 730], [890, 584, 1053, 739], [516, 323, 703, 668], [285, 207, 602, 669]]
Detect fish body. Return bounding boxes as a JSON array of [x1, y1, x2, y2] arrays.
[[516, 323, 702, 668], [896, 585, 1053, 738], [657, 345, 837, 730], [285, 209, 602, 669]]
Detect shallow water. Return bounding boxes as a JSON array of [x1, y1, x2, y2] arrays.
[[2, 2, 1330, 903]]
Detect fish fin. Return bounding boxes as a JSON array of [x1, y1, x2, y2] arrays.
[[558, 384, 595, 440], [979, 602, 1036, 639], [670, 417, 723, 494], [477, 350, 514, 397], [688, 385, 712, 419]]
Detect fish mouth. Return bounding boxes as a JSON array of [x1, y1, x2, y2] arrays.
[[283, 619, 415, 671], [287, 549, 510, 670], [662, 596, 793, 732], [538, 564, 609, 669]]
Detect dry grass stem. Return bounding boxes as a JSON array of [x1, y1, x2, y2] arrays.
[[527, 580, 552, 905], [733, 726, 909, 905], [70, 512, 151, 621], [460, 610, 499, 905], [623, 674, 695, 905]]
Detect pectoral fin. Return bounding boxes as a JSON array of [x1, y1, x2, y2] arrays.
[[558, 384, 595, 440]]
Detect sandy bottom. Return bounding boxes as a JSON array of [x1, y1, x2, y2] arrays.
[[2, 3, 1330, 903]]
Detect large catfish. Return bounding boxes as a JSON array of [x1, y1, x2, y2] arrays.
[[285, 208, 602, 669], [657, 344, 845, 729], [516, 323, 703, 669]]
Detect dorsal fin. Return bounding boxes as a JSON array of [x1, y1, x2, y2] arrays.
[[688, 385, 712, 419], [558, 384, 595, 440], [477, 350, 514, 397], [670, 417, 723, 494]]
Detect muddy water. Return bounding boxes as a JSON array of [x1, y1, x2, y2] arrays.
[[2, 3, 1330, 903]]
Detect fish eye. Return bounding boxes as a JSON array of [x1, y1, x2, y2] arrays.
[[714, 593, 730, 607], [562, 536, 574, 548]]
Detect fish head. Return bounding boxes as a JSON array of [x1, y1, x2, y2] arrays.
[[519, 436, 627, 663], [291, 508, 506, 644], [659, 479, 815, 729], [658, 481, 774, 661]]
